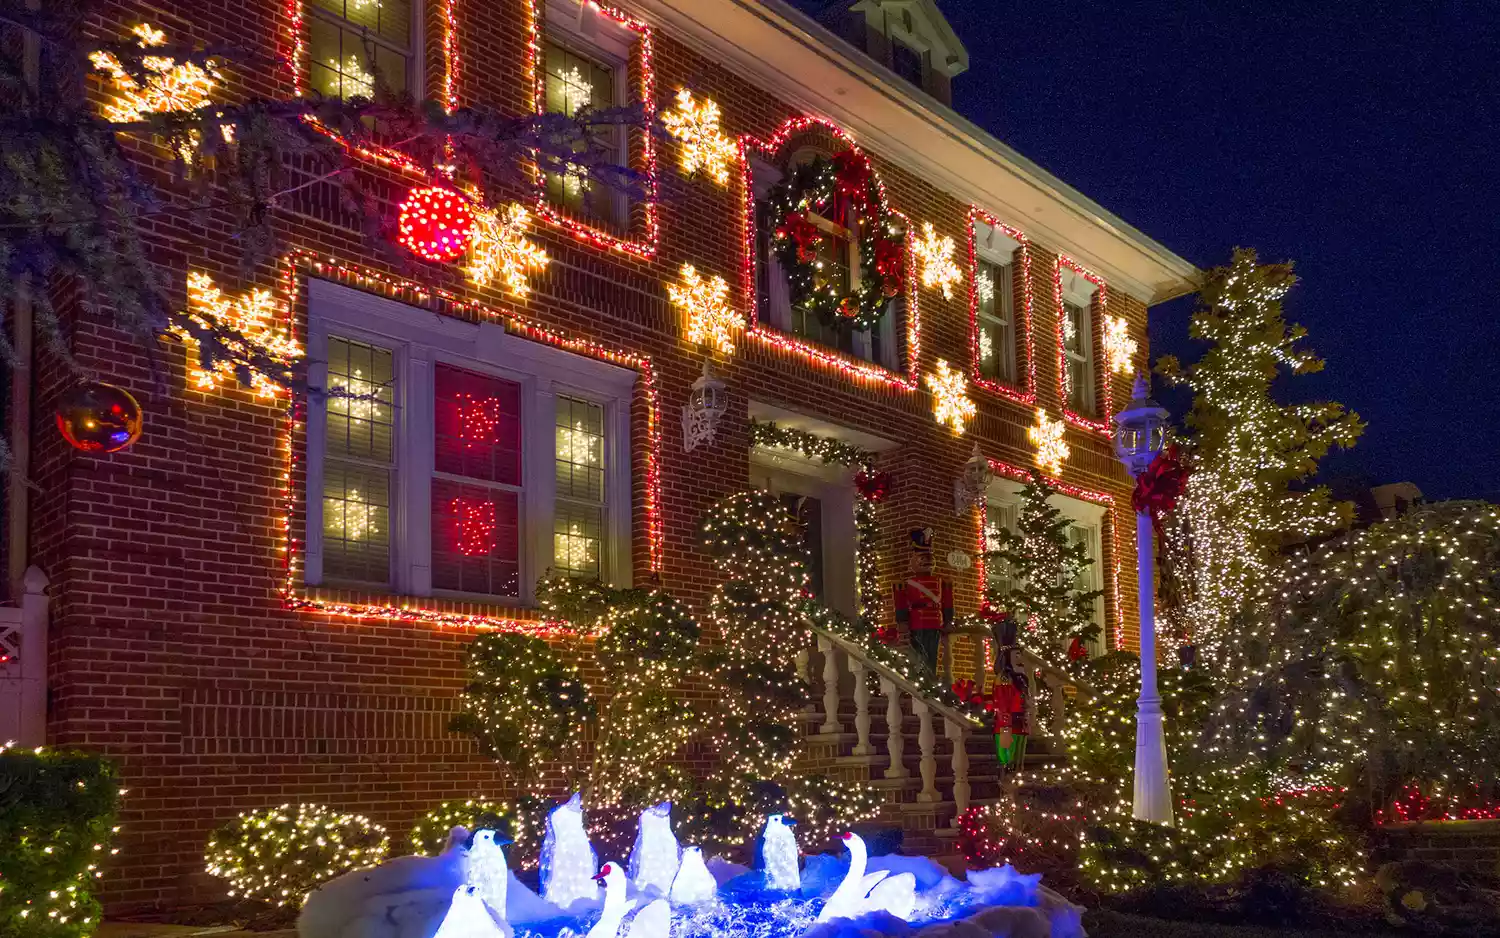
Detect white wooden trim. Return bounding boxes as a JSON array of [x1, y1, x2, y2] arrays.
[[975, 221, 1021, 263], [305, 279, 636, 603], [1060, 266, 1100, 307]]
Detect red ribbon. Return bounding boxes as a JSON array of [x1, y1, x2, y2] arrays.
[[1131, 444, 1189, 535], [874, 238, 904, 297], [774, 211, 823, 263], [854, 469, 891, 502]]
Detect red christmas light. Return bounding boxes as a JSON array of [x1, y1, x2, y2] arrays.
[[1052, 254, 1113, 435], [967, 207, 1038, 406], [398, 186, 475, 262], [454, 393, 501, 448], [453, 497, 497, 556]]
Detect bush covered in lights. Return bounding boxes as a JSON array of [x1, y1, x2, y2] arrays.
[[408, 796, 547, 863], [1207, 500, 1500, 818], [204, 803, 390, 908], [0, 744, 121, 938]]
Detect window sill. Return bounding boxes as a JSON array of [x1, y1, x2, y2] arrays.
[[289, 585, 571, 635], [972, 369, 1036, 406], [747, 323, 915, 390]]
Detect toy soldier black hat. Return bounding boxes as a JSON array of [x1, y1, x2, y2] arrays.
[[909, 527, 934, 553]]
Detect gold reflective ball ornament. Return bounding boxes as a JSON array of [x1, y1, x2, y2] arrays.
[[56, 382, 143, 453]]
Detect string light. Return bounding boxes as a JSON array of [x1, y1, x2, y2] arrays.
[[925, 359, 976, 434], [1051, 255, 1113, 435], [1026, 408, 1069, 475], [669, 264, 741, 355], [967, 208, 1037, 405], [90, 23, 228, 160], [344, 489, 378, 541], [178, 271, 302, 397], [204, 804, 389, 908], [738, 117, 922, 391], [397, 186, 475, 262], [276, 252, 663, 634], [1101, 315, 1137, 375], [558, 65, 592, 111], [661, 88, 737, 185], [914, 221, 962, 299], [524, 0, 659, 258], [466, 202, 550, 297], [454, 393, 500, 447]]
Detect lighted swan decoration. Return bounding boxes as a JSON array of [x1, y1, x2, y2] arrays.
[[815, 831, 916, 923]]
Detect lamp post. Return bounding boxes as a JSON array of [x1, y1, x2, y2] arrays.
[[1113, 372, 1174, 825]]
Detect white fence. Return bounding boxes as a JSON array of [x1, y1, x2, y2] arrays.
[[0, 566, 50, 745]]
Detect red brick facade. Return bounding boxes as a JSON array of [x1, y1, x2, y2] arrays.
[[22, 0, 1170, 912]]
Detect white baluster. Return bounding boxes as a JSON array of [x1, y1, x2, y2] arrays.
[[945, 719, 971, 817], [819, 637, 843, 734], [795, 648, 810, 685], [912, 699, 939, 803], [879, 677, 908, 779], [849, 658, 874, 756]]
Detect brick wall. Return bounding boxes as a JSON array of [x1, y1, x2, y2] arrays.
[[45, 0, 1150, 912], [1381, 821, 1500, 875]]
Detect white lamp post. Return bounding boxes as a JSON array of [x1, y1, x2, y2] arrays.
[[1113, 372, 1174, 825]]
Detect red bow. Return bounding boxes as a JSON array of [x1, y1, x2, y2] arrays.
[[774, 211, 823, 263], [1068, 636, 1088, 662], [1132, 444, 1189, 535], [854, 469, 891, 502], [873, 238, 904, 297], [832, 150, 874, 210], [952, 679, 979, 703]]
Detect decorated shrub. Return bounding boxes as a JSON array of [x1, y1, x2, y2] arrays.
[[204, 804, 390, 908], [409, 796, 548, 866], [0, 744, 121, 938]]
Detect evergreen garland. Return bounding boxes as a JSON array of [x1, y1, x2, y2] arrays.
[[764, 153, 902, 332]]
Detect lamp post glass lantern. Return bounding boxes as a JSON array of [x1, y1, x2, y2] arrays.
[[1114, 372, 1175, 825]]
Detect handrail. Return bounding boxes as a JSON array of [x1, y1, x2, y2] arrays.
[[941, 623, 1095, 700], [808, 621, 984, 729]]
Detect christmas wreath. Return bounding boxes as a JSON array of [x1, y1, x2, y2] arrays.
[[766, 150, 905, 332]]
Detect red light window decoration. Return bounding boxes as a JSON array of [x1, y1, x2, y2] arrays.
[[434, 365, 521, 485], [431, 480, 520, 596], [1052, 256, 1113, 434], [967, 208, 1037, 406], [397, 186, 475, 262]]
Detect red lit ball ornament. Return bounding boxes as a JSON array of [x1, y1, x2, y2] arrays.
[[56, 381, 143, 453], [397, 186, 475, 262]]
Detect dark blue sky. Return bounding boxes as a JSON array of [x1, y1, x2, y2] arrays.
[[800, 2, 1500, 502]]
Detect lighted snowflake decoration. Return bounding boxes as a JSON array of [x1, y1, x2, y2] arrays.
[[914, 222, 962, 299], [90, 23, 227, 157], [178, 272, 302, 397], [1027, 408, 1070, 475], [555, 522, 598, 572], [560, 66, 592, 112], [925, 359, 976, 434], [332, 55, 376, 100], [976, 266, 995, 305], [556, 422, 602, 467], [669, 264, 742, 355], [1102, 314, 1137, 375], [661, 88, 737, 186], [467, 202, 550, 297], [343, 489, 379, 541]]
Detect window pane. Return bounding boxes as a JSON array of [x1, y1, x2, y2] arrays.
[[555, 396, 605, 503], [431, 480, 521, 596], [892, 40, 924, 87], [326, 336, 395, 462], [322, 461, 390, 583], [310, 0, 410, 49], [553, 503, 603, 578], [434, 364, 522, 486], [542, 43, 621, 226], [1069, 359, 1089, 410], [1064, 302, 1086, 355], [985, 503, 1017, 598]]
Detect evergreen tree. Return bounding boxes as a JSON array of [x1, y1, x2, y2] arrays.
[[1156, 248, 1363, 679], [984, 471, 1103, 669]]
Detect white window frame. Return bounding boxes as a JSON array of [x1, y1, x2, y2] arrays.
[[305, 0, 424, 100], [985, 478, 1108, 655], [303, 279, 635, 606], [975, 222, 1020, 384], [750, 155, 899, 367], [1059, 266, 1099, 415], [542, 0, 633, 226]]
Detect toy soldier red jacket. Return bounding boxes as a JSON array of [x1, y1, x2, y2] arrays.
[[893, 574, 953, 632], [985, 683, 1027, 736]]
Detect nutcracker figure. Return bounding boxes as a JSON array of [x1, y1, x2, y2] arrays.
[[893, 527, 953, 673], [992, 648, 1030, 772]]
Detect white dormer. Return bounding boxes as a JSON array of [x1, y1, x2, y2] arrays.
[[851, 0, 970, 91]]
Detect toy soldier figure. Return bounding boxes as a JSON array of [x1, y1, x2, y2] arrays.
[[893, 527, 953, 673]]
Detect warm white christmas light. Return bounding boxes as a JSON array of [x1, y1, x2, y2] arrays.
[[179, 271, 302, 397], [467, 202, 550, 297], [925, 359, 976, 434], [915, 222, 962, 299], [669, 264, 742, 355], [1028, 408, 1069, 475], [1102, 315, 1137, 375], [660, 88, 737, 185]]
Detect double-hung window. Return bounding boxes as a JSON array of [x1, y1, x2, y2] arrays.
[[306, 0, 415, 100], [976, 258, 1015, 383], [305, 280, 634, 605], [1059, 267, 1099, 415], [751, 155, 900, 369]]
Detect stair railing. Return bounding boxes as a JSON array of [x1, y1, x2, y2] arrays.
[[939, 624, 1093, 742], [806, 622, 985, 816]]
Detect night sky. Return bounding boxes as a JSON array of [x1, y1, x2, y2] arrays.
[[793, 2, 1500, 502]]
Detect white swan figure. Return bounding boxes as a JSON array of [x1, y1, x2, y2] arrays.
[[623, 898, 672, 938], [759, 814, 800, 892], [668, 846, 717, 906], [627, 801, 680, 897], [586, 862, 634, 938], [463, 830, 510, 919], [815, 832, 917, 923], [541, 793, 599, 910], [432, 884, 511, 938]]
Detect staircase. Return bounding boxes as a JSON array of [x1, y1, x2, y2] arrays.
[[793, 624, 1088, 869]]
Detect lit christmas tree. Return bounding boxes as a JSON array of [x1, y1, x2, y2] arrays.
[[1156, 249, 1363, 679]]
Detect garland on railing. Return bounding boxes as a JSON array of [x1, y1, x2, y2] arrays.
[[748, 419, 884, 625]]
